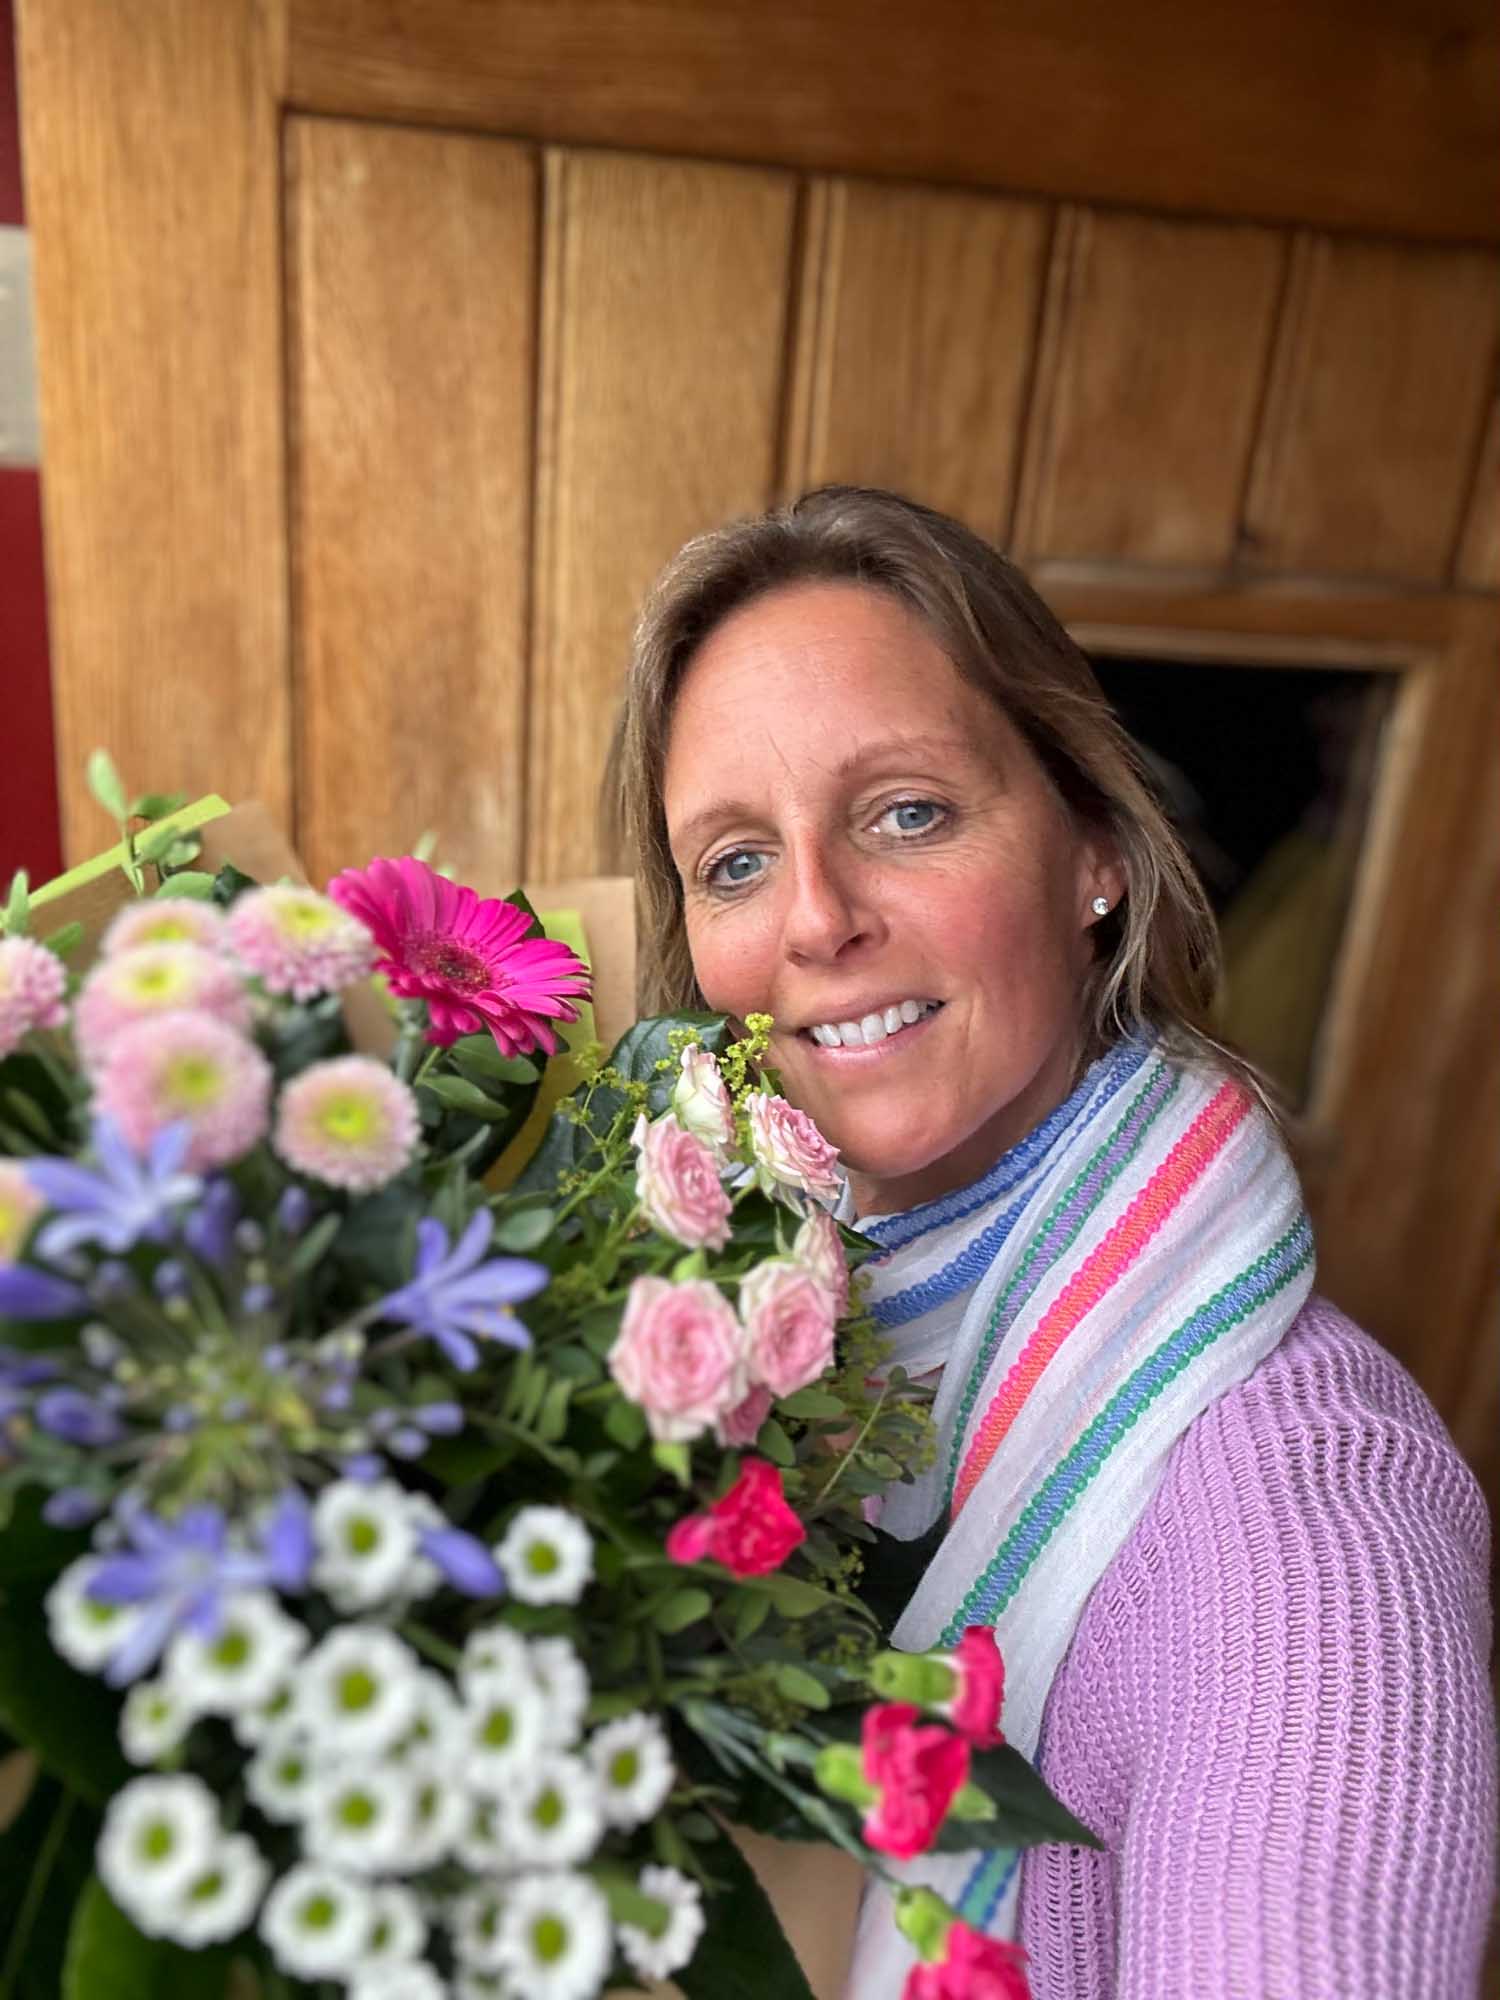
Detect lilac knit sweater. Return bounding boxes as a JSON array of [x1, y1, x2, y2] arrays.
[[1014, 1297, 1497, 1998]]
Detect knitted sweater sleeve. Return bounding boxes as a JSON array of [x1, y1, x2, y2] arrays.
[[1015, 1302, 1497, 1999]]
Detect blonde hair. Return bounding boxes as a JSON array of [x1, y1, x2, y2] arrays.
[[608, 485, 1236, 1080]]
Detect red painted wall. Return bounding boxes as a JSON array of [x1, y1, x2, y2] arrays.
[[0, 0, 62, 887]]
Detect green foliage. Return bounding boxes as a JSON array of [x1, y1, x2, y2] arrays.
[[672, 1825, 816, 2000], [3, 868, 29, 937], [84, 752, 129, 825], [61, 1878, 236, 2000]]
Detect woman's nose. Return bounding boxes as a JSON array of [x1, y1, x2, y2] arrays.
[[780, 846, 883, 965]]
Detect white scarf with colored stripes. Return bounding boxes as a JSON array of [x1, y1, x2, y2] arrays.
[[841, 1035, 1314, 1992]]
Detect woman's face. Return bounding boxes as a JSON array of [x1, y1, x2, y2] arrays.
[[662, 581, 1122, 1215]]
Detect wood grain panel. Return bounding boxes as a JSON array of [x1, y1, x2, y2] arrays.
[[1243, 235, 1500, 581], [1016, 210, 1285, 568], [15, 0, 289, 858], [287, 118, 535, 887], [783, 179, 1048, 542], [1454, 393, 1500, 590], [528, 150, 796, 879], [286, 0, 1500, 245]]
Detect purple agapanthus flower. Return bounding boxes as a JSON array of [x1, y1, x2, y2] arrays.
[[0, 1345, 61, 1388], [26, 1119, 201, 1262], [0, 1265, 89, 1320], [35, 1388, 127, 1448], [369, 1211, 547, 1371], [89, 1486, 314, 1685], [418, 1525, 504, 1597]]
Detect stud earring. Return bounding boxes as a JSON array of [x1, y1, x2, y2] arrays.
[[1091, 896, 1111, 917]]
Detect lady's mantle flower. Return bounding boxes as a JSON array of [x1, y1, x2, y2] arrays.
[[586, 1711, 675, 1827], [25, 1117, 200, 1260], [327, 855, 591, 1056], [490, 1869, 613, 2000], [617, 1864, 706, 1983], [93, 1012, 272, 1172], [370, 1210, 548, 1371], [666, 1457, 806, 1578], [607, 1274, 745, 1444], [259, 1863, 374, 1982], [0, 935, 67, 1057], [274, 1056, 420, 1192], [97, 1775, 220, 1929], [0, 1162, 43, 1264], [226, 884, 377, 999], [632, 1112, 731, 1251], [496, 1505, 594, 1606], [101, 900, 227, 958], [747, 1091, 841, 1205], [75, 943, 251, 1065]]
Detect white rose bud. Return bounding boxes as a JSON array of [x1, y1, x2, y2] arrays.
[[670, 1046, 736, 1157]]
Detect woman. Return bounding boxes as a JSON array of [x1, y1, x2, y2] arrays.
[[609, 487, 1496, 1997]]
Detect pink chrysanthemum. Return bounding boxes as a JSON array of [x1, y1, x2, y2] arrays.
[[273, 1056, 420, 1192], [225, 885, 377, 1001], [93, 1010, 272, 1171], [0, 1160, 44, 1264], [100, 899, 228, 959], [327, 856, 591, 1056], [0, 936, 68, 1057], [75, 943, 253, 1068]]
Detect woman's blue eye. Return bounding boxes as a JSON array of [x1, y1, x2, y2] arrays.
[[883, 799, 943, 836], [707, 849, 764, 889]]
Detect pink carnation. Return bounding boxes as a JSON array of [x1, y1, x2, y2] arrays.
[[100, 900, 227, 958], [608, 1275, 745, 1443], [715, 1381, 772, 1449], [274, 1056, 420, 1192], [739, 1259, 837, 1399], [0, 936, 68, 1057], [904, 1924, 1031, 2000], [633, 1113, 732, 1251], [670, 1045, 735, 1156], [948, 1626, 1006, 1748], [75, 943, 252, 1067], [665, 1458, 805, 1577], [0, 1160, 44, 1264], [226, 885, 377, 1000], [793, 1207, 850, 1319], [327, 856, 590, 1056], [747, 1093, 841, 1204], [92, 1010, 272, 1171], [861, 1703, 970, 1861]]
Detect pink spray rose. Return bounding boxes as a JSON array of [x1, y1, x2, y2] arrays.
[[747, 1093, 841, 1204], [632, 1113, 731, 1251], [665, 1457, 805, 1578], [714, 1381, 773, 1449], [739, 1259, 837, 1399], [608, 1275, 744, 1443], [792, 1206, 850, 1319], [860, 1703, 971, 1861], [670, 1045, 735, 1157], [904, 1924, 1031, 2000]]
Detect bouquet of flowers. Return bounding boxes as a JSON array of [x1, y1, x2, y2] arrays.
[[0, 772, 1093, 2000]]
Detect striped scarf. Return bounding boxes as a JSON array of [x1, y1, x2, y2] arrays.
[[842, 1034, 1314, 1992]]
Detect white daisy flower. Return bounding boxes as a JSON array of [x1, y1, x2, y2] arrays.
[[259, 1863, 374, 1981], [350, 1965, 448, 2000], [302, 1762, 415, 1876], [493, 1870, 612, 2000], [499, 1753, 604, 1868], [164, 1833, 270, 1948], [460, 1664, 549, 1795], [361, 1880, 428, 1966], [119, 1677, 195, 1765], [390, 1669, 464, 1770], [453, 1974, 511, 2000], [460, 1620, 534, 1691], [400, 1758, 470, 1873], [296, 1625, 422, 1757], [452, 1790, 520, 1876], [617, 1864, 706, 1982], [449, 1881, 509, 1972], [586, 1712, 676, 1828], [245, 1723, 322, 1823], [45, 1559, 142, 1675], [98, 1775, 220, 1928], [231, 1680, 296, 1748], [528, 1636, 590, 1750], [400, 1490, 447, 1599], [313, 1479, 419, 1610], [495, 1507, 594, 1607], [164, 1589, 307, 1716]]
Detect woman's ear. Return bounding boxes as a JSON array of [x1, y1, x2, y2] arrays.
[[1077, 831, 1128, 928]]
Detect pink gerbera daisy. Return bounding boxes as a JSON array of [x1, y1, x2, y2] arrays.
[[274, 1056, 420, 1191], [326, 857, 591, 1057], [0, 936, 68, 1057], [92, 1010, 272, 1171]]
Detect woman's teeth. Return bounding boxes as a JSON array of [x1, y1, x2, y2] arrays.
[[807, 1000, 939, 1049]]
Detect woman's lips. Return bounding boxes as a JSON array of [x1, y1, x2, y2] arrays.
[[797, 1003, 944, 1064]]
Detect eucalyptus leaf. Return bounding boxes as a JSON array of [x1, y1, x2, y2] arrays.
[[771, 1663, 831, 1710], [754, 1418, 795, 1468], [776, 1386, 847, 1420], [151, 873, 216, 902], [418, 1074, 510, 1122], [134, 820, 185, 865], [653, 1588, 713, 1634], [85, 751, 129, 824], [127, 791, 187, 823], [490, 1204, 556, 1253], [603, 1399, 647, 1450]]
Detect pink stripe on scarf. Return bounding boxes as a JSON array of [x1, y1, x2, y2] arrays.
[[951, 1081, 1251, 1517]]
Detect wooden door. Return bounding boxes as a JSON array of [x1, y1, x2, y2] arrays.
[[16, 0, 1500, 1499]]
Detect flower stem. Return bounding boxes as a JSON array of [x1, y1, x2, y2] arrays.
[[810, 1379, 890, 1511], [0, 1780, 74, 2000]]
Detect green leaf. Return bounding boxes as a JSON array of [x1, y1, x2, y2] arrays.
[[62, 1875, 234, 2000], [417, 1074, 510, 1122], [0, 1587, 128, 1805], [755, 1418, 795, 1468], [949, 1740, 1104, 1852], [85, 751, 129, 824], [208, 862, 258, 909], [449, 1036, 540, 1085], [0, 1772, 98, 2000], [3, 869, 29, 937], [673, 1824, 816, 2000], [776, 1387, 847, 1420], [731, 1589, 771, 1642], [133, 821, 185, 865], [652, 1588, 712, 1634], [285, 1211, 343, 1278], [755, 1574, 845, 1619], [150, 873, 216, 902], [534, 1377, 573, 1444], [651, 1441, 692, 1487], [603, 1398, 647, 1450], [43, 921, 85, 958], [771, 1663, 831, 1710], [127, 791, 188, 823], [490, 1204, 556, 1253]]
